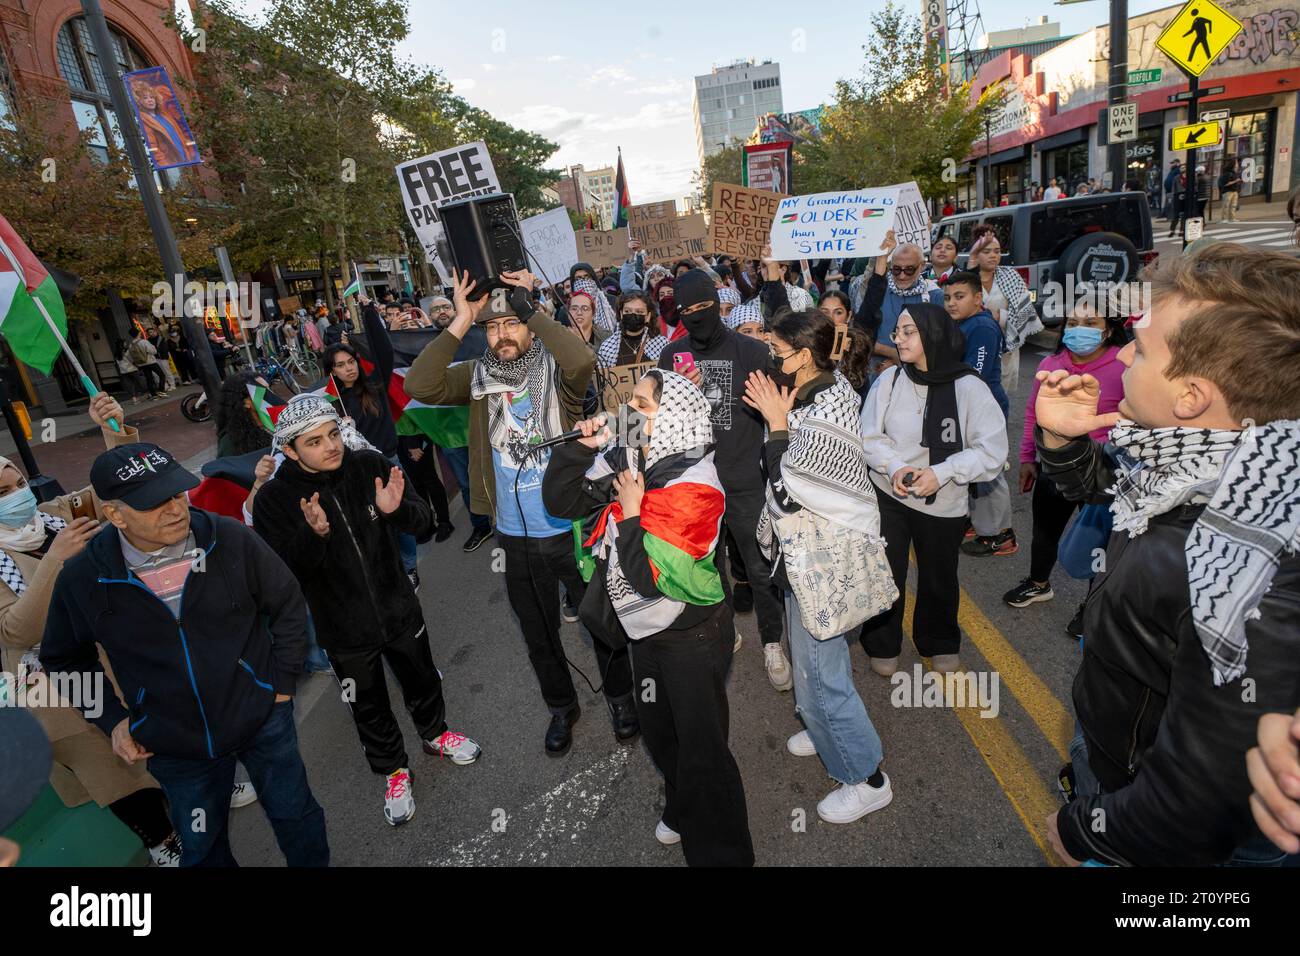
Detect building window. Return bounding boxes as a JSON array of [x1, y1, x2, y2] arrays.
[[0, 43, 15, 132], [55, 17, 181, 189]]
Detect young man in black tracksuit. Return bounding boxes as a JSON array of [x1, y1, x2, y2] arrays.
[[40, 442, 328, 867], [1035, 245, 1300, 867], [252, 395, 480, 827], [658, 269, 791, 690]]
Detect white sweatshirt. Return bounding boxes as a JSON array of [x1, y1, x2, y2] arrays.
[[859, 366, 1008, 518]]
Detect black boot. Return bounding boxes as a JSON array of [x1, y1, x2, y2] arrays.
[[608, 693, 640, 743], [545, 703, 581, 757]]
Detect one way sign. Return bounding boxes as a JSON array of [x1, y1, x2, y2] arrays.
[[1106, 103, 1139, 144], [1170, 121, 1223, 151]]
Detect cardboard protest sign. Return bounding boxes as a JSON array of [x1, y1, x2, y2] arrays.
[[599, 360, 655, 413], [709, 183, 788, 260], [628, 202, 709, 263], [767, 186, 902, 260], [891, 181, 932, 254], [577, 228, 630, 269], [395, 141, 500, 281], [520, 207, 579, 289]]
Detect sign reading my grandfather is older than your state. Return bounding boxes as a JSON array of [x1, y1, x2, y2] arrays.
[[767, 186, 902, 260], [627, 201, 709, 264]]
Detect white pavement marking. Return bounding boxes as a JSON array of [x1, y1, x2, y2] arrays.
[[1263, 238, 1299, 248], [1209, 228, 1291, 242], [431, 747, 633, 866]]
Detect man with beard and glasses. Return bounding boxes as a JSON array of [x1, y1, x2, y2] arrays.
[[1036, 245, 1300, 867], [657, 269, 792, 691], [405, 269, 638, 756]]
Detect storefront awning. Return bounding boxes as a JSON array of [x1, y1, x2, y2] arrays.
[[1036, 126, 1089, 152], [978, 145, 1029, 166]]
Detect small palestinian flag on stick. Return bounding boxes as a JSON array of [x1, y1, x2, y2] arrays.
[[247, 382, 286, 431]]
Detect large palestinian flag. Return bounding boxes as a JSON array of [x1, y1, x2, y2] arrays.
[[579, 449, 724, 639]]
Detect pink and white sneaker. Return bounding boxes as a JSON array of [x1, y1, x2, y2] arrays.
[[422, 730, 482, 765], [384, 768, 415, 826]]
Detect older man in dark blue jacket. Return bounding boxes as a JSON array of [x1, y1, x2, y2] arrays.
[[40, 442, 327, 867]]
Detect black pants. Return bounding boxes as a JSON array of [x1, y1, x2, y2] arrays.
[[139, 361, 166, 393], [499, 531, 633, 711], [398, 440, 450, 528], [328, 626, 447, 776], [718, 490, 783, 644], [861, 492, 967, 658], [1029, 474, 1080, 583], [109, 787, 174, 848], [631, 605, 754, 867]]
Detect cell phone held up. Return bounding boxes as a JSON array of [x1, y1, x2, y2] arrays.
[[68, 493, 95, 521], [672, 352, 697, 378]]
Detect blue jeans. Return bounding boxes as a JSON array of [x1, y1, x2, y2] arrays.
[[303, 611, 331, 673], [786, 598, 884, 785], [147, 700, 328, 867], [443, 445, 490, 531], [387, 454, 420, 572]]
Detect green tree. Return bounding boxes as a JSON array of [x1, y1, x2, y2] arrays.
[[797, 3, 1004, 201], [693, 141, 745, 206]]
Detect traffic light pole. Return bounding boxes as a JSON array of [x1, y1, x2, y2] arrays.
[[1183, 74, 1200, 250], [79, 0, 224, 406]]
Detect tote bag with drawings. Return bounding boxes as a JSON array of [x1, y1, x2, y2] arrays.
[[766, 507, 898, 640]]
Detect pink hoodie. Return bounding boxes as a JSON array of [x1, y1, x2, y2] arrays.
[[1021, 345, 1125, 463]]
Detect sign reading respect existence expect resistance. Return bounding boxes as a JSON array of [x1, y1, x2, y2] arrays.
[[767, 186, 903, 260], [708, 183, 789, 260], [395, 141, 501, 277]]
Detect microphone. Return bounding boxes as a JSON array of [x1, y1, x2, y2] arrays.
[[526, 408, 650, 452], [530, 427, 587, 451]]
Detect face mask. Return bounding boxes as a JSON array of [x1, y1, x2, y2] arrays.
[[768, 354, 796, 390], [0, 486, 38, 528], [1062, 326, 1104, 356], [621, 312, 647, 335], [613, 404, 652, 448]]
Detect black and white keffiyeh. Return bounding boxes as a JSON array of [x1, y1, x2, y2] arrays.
[[1109, 419, 1300, 685], [596, 331, 669, 368], [725, 296, 762, 330], [990, 266, 1042, 352], [573, 277, 618, 335], [644, 370, 714, 469], [718, 286, 742, 307], [471, 336, 563, 466], [0, 512, 66, 596], [885, 271, 939, 301]]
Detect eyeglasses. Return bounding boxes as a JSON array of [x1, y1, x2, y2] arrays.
[[890, 327, 919, 343], [483, 319, 523, 335], [431, 304, 452, 312], [890, 265, 919, 277]]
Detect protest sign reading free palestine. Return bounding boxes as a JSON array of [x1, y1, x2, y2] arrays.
[[767, 186, 902, 259], [395, 141, 501, 278]]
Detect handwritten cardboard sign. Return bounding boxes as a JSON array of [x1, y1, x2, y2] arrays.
[[577, 228, 630, 270], [709, 182, 789, 260], [599, 360, 655, 413], [628, 202, 709, 263], [891, 181, 932, 254], [767, 186, 902, 259]]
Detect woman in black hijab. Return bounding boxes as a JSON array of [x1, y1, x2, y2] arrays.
[[859, 303, 1008, 675]]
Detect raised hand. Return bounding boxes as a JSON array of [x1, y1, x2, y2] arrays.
[[575, 413, 611, 449], [1034, 370, 1122, 446], [374, 466, 405, 515], [48, 516, 99, 562], [88, 392, 124, 430], [742, 370, 794, 430], [300, 492, 330, 536]]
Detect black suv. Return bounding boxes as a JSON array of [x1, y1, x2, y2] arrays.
[[932, 192, 1157, 327]]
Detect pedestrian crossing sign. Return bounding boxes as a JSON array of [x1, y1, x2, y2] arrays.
[[1156, 0, 1244, 77]]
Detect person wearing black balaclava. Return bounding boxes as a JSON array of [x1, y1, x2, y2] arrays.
[[657, 269, 792, 692], [858, 303, 1007, 676]]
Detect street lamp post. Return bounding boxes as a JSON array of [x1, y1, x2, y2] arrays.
[[1107, 0, 1130, 190]]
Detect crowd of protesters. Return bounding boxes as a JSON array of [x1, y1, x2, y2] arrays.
[[3, 210, 1298, 873]]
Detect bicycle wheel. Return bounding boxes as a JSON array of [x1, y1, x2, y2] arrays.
[[279, 368, 302, 395]]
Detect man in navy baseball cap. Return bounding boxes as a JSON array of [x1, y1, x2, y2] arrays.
[[90, 443, 200, 512]]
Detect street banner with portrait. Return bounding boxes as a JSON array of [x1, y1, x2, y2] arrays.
[[742, 142, 793, 194], [122, 66, 202, 171]]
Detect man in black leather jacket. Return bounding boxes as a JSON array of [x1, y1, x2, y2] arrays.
[[1033, 244, 1300, 866]]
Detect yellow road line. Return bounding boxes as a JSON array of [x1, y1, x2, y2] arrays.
[[902, 595, 1063, 865], [955, 586, 1074, 761]]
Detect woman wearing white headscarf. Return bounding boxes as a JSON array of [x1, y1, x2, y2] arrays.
[[542, 369, 753, 866], [0, 394, 182, 864]]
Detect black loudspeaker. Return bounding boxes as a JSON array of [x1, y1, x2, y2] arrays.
[[439, 193, 528, 298]]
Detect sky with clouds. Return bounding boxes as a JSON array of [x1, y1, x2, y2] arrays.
[[217, 0, 1178, 205]]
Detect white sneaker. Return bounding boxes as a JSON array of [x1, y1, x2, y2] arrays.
[[816, 773, 893, 824], [787, 729, 817, 757], [148, 834, 182, 867], [423, 729, 482, 765], [384, 768, 415, 826], [230, 781, 258, 808], [654, 820, 681, 845], [764, 642, 793, 691], [733, 631, 742, 654]]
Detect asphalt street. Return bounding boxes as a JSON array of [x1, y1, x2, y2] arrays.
[[229, 338, 1089, 867]]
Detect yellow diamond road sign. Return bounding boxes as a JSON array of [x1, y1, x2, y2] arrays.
[[1170, 121, 1223, 151], [1156, 0, 1244, 77]]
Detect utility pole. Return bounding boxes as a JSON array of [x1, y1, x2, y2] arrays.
[[1106, 0, 1131, 191], [80, 0, 223, 405], [1183, 74, 1200, 250]]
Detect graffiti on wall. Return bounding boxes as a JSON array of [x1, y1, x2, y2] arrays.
[[1106, 5, 1298, 71]]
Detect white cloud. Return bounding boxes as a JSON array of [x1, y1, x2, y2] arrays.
[[479, 62, 496, 72], [451, 78, 477, 91], [540, 54, 568, 63], [635, 79, 687, 97], [605, 101, 692, 130], [588, 65, 635, 86], [505, 104, 599, 139]]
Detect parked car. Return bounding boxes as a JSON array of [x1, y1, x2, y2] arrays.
[[932, 192, 1158, 327]]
